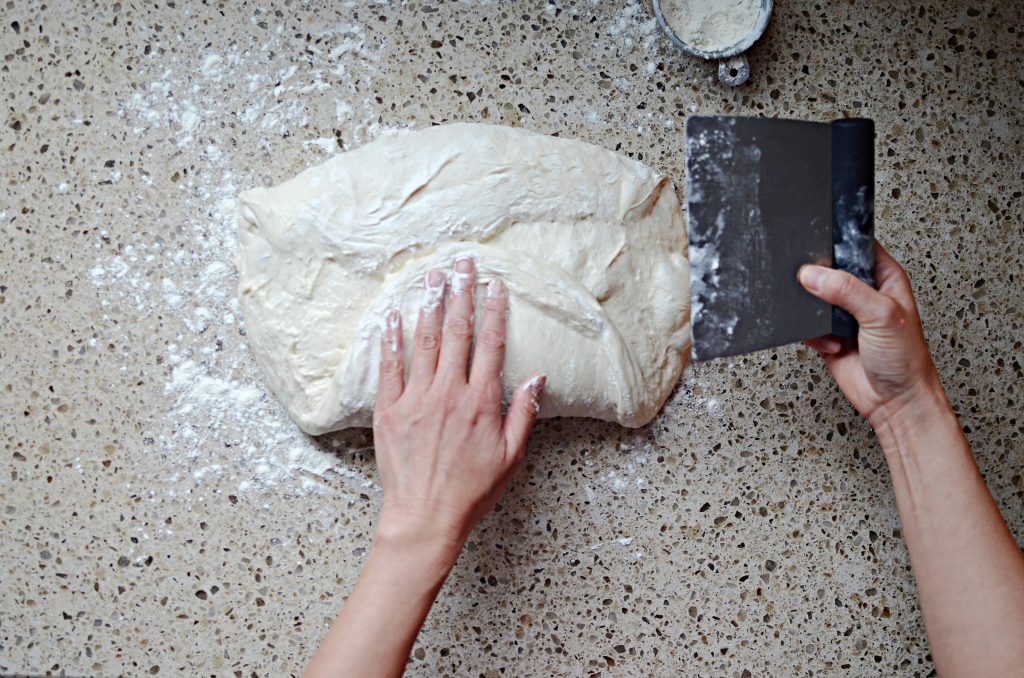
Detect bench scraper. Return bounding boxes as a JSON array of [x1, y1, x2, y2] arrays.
[[685, 116, 875, 361]]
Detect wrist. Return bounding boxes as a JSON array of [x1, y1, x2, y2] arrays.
[[870, 376, 959, 453], [373, 507, 465, 577]]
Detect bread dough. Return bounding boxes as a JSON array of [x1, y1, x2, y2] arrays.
[[237, 123, 690, 435]]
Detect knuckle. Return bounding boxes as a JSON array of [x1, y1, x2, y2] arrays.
[[372, 410, 393, 430], [404, 411, 430, 432], [414, 332, 440, 351], [438, 393, 460, 415], [831, 271, 856, 297], [478, 381, 503, 406], [876, 298, 902, 325], [380, 357, 404, 376], [466, 405, 485, 427], [483, 295, 505, 312], [477, 328, 505, 350], [445, 316, 473, 338]]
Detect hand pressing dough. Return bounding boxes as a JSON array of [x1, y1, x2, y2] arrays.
[[237, 123, 690, 435]]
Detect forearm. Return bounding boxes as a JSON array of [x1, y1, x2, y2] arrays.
[[874, 384, 1024, 677], [304, 532, 459, 678]]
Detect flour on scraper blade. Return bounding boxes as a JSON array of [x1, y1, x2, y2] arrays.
[[237, 123, 691, 435]]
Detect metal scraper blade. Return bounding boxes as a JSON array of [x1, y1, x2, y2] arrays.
[[686, 116, 834, 361]]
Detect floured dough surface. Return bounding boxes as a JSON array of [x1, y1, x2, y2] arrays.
[[237, 123, 690, 435]]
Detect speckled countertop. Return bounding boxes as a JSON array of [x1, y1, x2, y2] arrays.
[[2, 1, 1022, 676]]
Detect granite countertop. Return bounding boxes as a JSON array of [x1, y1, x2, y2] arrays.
[[2, 1, 1022, 675]]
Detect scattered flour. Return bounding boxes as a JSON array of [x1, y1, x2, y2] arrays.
[[90, 20, 406, 498], [303, 137, 341, 155], [605, 0, 662, 53], [588, 536, 635, 550], [123, 22, 395, 153]]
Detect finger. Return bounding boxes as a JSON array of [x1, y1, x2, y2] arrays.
[[798, 265, 901, 330], [872, 240, 916, 309], [408, 269, 446, 387], [804, 336, 843, 355], [469, 279, 508, 392], [503, 374, 545, 461], [375, 308, 405, 411], [437, 258, 476, 382]]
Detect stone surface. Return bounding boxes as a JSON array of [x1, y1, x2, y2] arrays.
[[1, 1, 1021, 676]]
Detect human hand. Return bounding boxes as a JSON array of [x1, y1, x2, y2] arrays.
[[798, 240, 946, 428], [303, 264, 543, 677], [371, 259, 545, 564]]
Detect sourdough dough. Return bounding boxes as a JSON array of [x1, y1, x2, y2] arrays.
[[237, 123, 690, 435]]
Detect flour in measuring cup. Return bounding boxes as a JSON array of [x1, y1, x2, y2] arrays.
[[660, 0, 763, 52]]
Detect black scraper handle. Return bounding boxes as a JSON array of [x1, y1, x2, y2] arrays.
[[830, 118, 875, 339]]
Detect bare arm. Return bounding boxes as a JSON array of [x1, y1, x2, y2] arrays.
[[305, 260, 544, 678], [800, 242, 1024, 677], [304, 530, 454, 678]]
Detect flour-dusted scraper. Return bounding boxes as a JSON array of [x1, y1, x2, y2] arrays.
[[685, 116, 875, 361]]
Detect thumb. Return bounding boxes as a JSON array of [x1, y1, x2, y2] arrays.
[[503, 374, 546, 459], [798, 265, 899, 330]]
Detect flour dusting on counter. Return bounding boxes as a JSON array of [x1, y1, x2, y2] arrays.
[[88, 23, 398, 499]]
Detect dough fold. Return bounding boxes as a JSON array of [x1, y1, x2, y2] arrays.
[[237, 123, 690, 434]]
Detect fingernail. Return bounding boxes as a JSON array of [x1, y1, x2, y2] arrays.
[[799, 265, 827, 293], [384, 308, 400, 352], [527, 374, 546, 398], [486, 279, 504, 298], [527, 375, 546, 414], [452, 258, 474, 296], [422, 270, 446, 310]]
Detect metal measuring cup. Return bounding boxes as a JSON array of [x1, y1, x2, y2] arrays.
[[652, 0, 773, 86]]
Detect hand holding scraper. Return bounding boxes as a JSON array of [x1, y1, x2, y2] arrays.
[[685, 116, 875, 361]]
